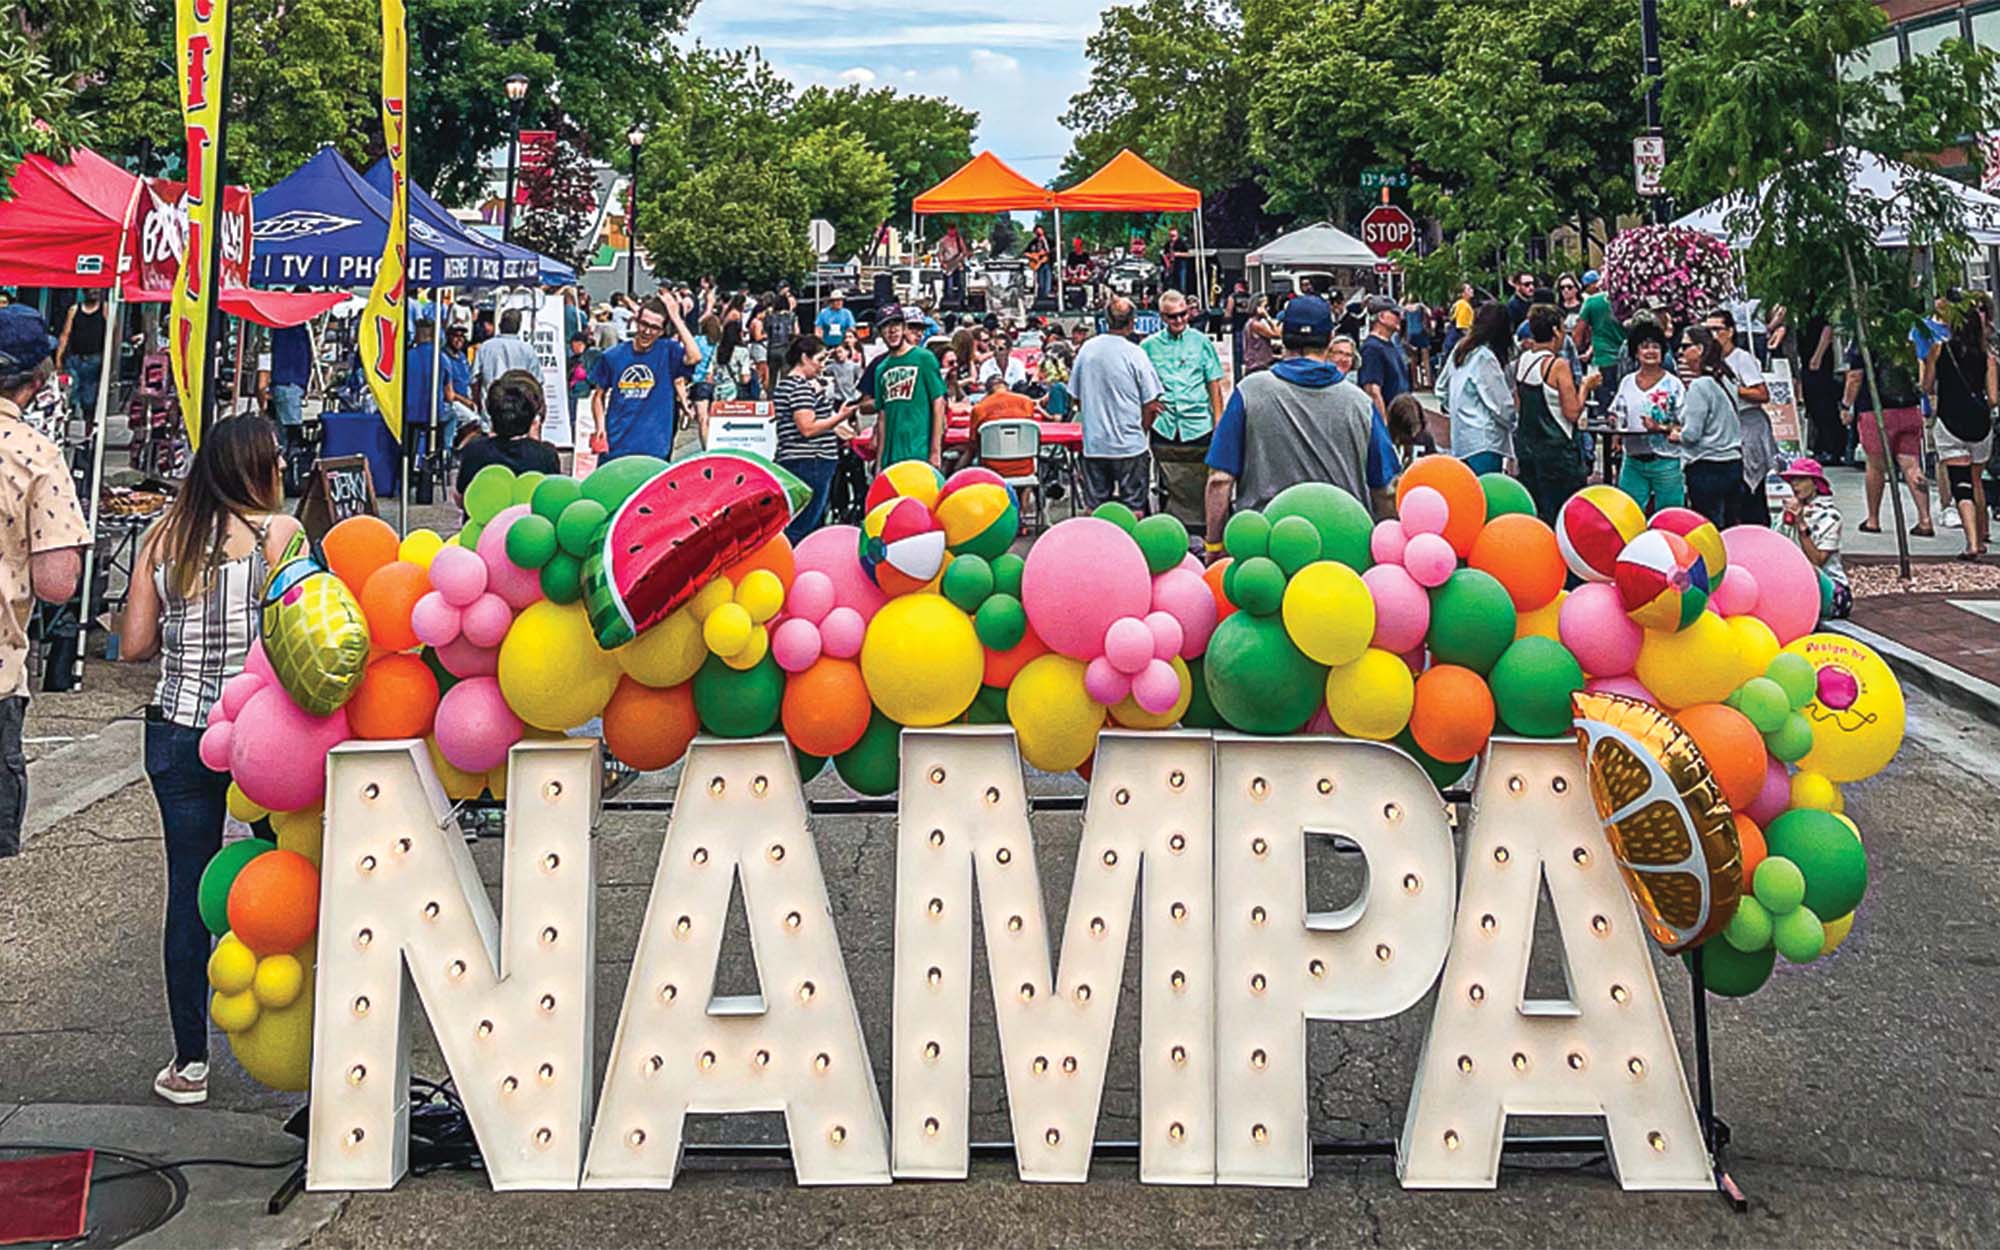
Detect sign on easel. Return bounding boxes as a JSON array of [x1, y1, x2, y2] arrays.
[[706, 400, 776, 458], [295, 454, 379, 542]]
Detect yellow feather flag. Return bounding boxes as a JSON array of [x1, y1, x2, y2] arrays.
[[359, 0, 409, 441], [169, 0, 231, 449]]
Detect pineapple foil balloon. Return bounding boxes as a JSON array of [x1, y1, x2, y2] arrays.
[[261, 531, 371, 716]]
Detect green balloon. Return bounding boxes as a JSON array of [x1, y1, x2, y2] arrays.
[[1092, 501, 1139, 533], [1180, 656, 1224, 728], [1203, 613, 1326, 734], [1752, 855, 1806, 914], [941, 553, 995, 612], [511, 470, 546, 507], [691, 653, 784, 738], [1427, 569, 1518, 674], [1767, 652, 1817, 710], [1772, 906, 1826, 963], [991, 552, 1026, 597], [555, 498, 610, 558], [974, 595, 1027, 651], [198, 839, 273, 937], [1767, 711, 1814, 762], [1764, 808, 1868, 919], [1689, 938, 1776, 997], [1266, 481, 1373, 571], [579, 454, 669, 513], [1488, 636, 1585, 737], [1816, 566, 1834, 622], [458, 520, 484, 549], [1723, 895, 1773, 952], [1266, 515, 1323, 576], [419, 645, 461, 697], [530, 474, 583, 523], [1479, 472, 1537, 519], [834, 710, 901, 796], [1133, 513, 1190, 574], [965, 684, 1009, 725], [1736, 676, 1791, 734], [1230, 556, 1286, 616], [1223, 510, 1271, 561], [464, 464, 517, 523], [505, 512, 559, 569], [794, 747, 827, 782], [1392, 726, 1470, 792], [540, 552, 584, 604]]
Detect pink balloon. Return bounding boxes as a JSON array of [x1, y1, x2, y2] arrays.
[[1402, 532, 1457, 588], [771, 618, 823, 673], [475, 506, 545, 610], [1585, 674, 1656, 703], [1144, 610, 1184, 661], [1149, 567, 1217, 658], [218, 670, 264, 722], [1022, 517, 1152, 661], [1305, 705, 1337, 734], [428, 543, 489, 608], [794, 526, 888, 621], [1399, 486, 1450, 537], [1083, 656, 1132, 705], [434, 676, 523, 773], [1370, 518, 1409, 566], [243, 639, 277, 687], [1710, 565, 1761, 617], [787, 570, 837, 623], [410, 592, 463, 648], [1363, 563, 1431, 654], [460, 593, 515, 649], [819, 606, 866, 659], [436, 635, 500, 678], [1103, 616, 1154, 675], [1400, 647, 1428, 675], [199, 720, 234, 772], [1560, 582, 1643, 677], [1177, 553, 1204, 575], [1720, 525, 1818, 644], [1131, 658, 1182, 714], [229, 686, 351, 811], [1745, 756, 1791, 826]]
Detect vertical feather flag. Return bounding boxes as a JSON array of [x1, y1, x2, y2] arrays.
[[360, 0, 409, 440], [169, 0, 230, 449]]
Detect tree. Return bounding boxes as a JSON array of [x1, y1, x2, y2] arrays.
[[511, 122, 600, 272], [4, 0, 144, 194], [785, 124, 893, 261], [638, 159, 814, 290], [792, 84, 976, 223]]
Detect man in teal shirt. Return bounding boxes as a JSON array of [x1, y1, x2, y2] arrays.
[[1575, 268, 1624, 407], [1142, 289, 1226, 524]]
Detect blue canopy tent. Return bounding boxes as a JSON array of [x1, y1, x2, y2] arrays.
[[251, 145, 493, 289], [361, 158, 579, 287]]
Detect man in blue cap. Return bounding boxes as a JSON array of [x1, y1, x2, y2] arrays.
[[1202, 295, 1399, 558], [0, 305, 91, 856]]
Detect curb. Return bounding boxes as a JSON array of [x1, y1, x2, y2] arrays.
[[1829, 620, 2000, 725]]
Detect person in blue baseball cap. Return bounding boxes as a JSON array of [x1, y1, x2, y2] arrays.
[[1201, 294, 1401, 557], [0, 303, 92, 856]]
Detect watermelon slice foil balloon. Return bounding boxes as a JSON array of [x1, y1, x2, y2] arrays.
[[582, 451, 808, 648]]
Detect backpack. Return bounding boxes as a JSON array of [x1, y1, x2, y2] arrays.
[[1937, 341, 1994, 444]]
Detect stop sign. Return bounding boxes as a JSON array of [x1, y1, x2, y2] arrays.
[[1360, 205, 1417, 258]]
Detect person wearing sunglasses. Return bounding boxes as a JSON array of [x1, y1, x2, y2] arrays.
[[1143, 289, 1226, 523]]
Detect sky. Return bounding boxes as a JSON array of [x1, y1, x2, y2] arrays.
[[682, 0, 1103, 181]]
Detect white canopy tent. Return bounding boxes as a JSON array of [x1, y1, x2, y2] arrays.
[[1671, 148, 2000, 248], [1245, 221, 1379, 269]]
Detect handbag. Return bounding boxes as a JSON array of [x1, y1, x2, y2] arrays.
[[1938, 346, 1993, 443]]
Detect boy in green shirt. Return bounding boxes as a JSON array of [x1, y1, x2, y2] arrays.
[[872, 306, 947, 468]]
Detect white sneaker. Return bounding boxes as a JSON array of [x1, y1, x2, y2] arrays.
[[154, 1060, 209, 1105], [1942, 508, 1963, 529]]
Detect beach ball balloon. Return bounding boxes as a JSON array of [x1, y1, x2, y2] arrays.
[[1556, 485, 1645, 583], [1648, 507, 1726, 586], [935, 467, 1020, 560], [1614, 529, 1711, 631], [859, 496, 947, 596], [865, 459, 946, 514]]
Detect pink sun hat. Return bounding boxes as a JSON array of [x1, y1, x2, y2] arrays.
[[1778, 456, 1833, 496]]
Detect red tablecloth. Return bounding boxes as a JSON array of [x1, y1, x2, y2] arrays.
[[852, 419, 1081, 459]]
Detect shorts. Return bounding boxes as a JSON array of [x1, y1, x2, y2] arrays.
[[691, 381, 715, 403], [1856, 406, 1923, 460], [272, 383, 305, 428], [1082, 453, 1151, 513], [1933, 420, 1992, 464]]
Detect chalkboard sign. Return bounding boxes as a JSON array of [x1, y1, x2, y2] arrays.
[[296, 454, 380, 541]]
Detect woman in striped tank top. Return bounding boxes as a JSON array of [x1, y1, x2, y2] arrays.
[[119, 416, 302, 1105]]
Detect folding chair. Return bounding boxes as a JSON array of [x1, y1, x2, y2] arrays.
[[978, 418, 1045, 534]]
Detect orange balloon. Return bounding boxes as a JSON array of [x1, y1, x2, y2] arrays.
[[1396, 456, 1487, 556], [1733, 812, 1766, 879], [359, 561, 430, 652], [724, 532, 797, 591], [227, 848, 320, 956], [346, 653, 440, 739], [602, 677, 699, 771], [983, 625, 1049, 688], [1202, 557, 1238, 624], [1674, 703, 1767, 810], [782, 657, 872, 757], [1410, 663, 1495, 763], [1469, 513, 1564, 611], [323, 515, 400, 596]]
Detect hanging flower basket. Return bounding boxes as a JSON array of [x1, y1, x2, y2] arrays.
[[1602, 225, 1736, 322]]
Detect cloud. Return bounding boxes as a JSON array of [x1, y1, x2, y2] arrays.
[[837, 66, 877, 84], [720, 21, 1092, 52], [969, 49, 1021, 77]]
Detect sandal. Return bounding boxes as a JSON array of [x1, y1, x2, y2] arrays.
[[1912, 524, 1936, 538], [1859, 521, 1882, 533]]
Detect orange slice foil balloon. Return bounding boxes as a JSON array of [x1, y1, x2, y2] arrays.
[[1571, 691, 1742, 953]]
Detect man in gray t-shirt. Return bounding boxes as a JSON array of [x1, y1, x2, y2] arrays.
[[1068, 297, 1164, 511], [472, 307, 541, 412]]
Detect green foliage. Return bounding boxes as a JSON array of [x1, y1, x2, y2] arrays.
[[0, 25, 89, 195], [785, 124, 894, 261], [792, 84, 976, 223], [639, 159, 814, 290]]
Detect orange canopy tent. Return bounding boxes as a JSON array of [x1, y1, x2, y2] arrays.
[[1055, 149, 1207, 306], [911, 151, 1054, 214]]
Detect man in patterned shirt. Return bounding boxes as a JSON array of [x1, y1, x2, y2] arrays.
[[0, 306, 91, 856]]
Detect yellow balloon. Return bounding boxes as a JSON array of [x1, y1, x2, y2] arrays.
[[860, 593, 983, 727], [1633, 612, 1740, 708], [271, 805, 323, 867], [225, 782, 269, 825], [208, 933, 257, 995], [398, 528, 445, 569], [736, 568, 785, 624], [688, 576, 735, 622], [227, 991, 314, 1091], [425, 735, 488, 801], [1006, 654, 1105, 772], [720, 624, 770, 671], [1820, 910, 1856, 955], [1515, 590, 1566, 642], [1782, 632, 1905, 783], [1111, 656, 1192, 729], [211, 987, 261, 1034], [497, 600, 621, 731], [1789, 769, 1843, 814], [1325, 648, 1416, 740], [616, 606, 705, 688], [704, 601, 754, 656], [253, 953, 305, 1009], [1726, 614, 1780, 684], [1281, 561, 1375, 666]]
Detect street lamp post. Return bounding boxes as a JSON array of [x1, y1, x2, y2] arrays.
[[626, 122, 647, 298], [1640, 0, 1665, 223], [501, 72, 529, 242]]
